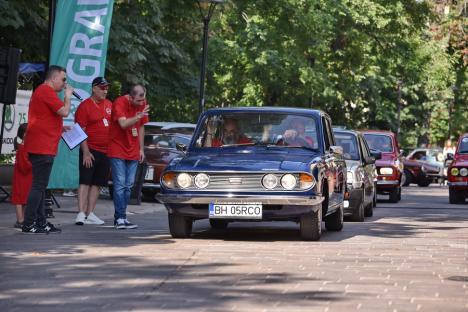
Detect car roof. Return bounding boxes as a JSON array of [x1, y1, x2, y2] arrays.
[[204, 106, 327, 118], [361, 130, 396, 137], [333, 129, 360, 137]]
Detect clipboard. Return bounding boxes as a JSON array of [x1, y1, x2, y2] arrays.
[[61, 123, 88, 150]]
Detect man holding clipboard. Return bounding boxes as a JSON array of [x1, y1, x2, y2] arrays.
[[74, 77, 113, 226]]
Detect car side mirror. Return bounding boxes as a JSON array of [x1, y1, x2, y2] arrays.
[[176, 143, 187, 152], [330, 145, 343, 155], [364, 156, 375, 165], [370, 149, 382, 160], [399, 149, 404, 156], [446, 153, 454, 161]]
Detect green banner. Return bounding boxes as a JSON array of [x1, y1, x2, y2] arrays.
[[48, 0, 114, 189]]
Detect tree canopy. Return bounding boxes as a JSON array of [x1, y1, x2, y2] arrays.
[[1, 0, 466, 147]]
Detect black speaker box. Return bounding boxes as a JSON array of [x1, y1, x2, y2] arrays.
[[0, 47, 21, 104]]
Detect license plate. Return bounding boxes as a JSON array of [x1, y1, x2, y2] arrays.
[[209, 202, 262, 219], [145, 166, 154, 180]]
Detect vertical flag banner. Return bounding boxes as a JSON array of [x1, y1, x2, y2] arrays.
[[48, 0, 114, 189]]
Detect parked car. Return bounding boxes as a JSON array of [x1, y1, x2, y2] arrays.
[[403, 148, 445, 187], [157, 107, 346, 241], [334, 129, 380, 221], [362, 130, 404, 203], [447, 133, 468, 204]]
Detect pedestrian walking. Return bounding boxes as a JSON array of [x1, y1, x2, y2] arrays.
[[10, 123, 32, 229], [74, 77, 112, 226], [22, 65, 72, 234], [107, 84, 149, 229]]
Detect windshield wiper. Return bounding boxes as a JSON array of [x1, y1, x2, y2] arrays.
[[220, 142, 256, 147], [282, 145, 318, 152]]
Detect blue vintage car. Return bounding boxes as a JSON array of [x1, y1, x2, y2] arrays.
[[157, 107, 346, 241]]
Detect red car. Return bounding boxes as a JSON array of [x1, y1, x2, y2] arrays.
[[447, 133, 468, 204], [362, 130, 404, 203]]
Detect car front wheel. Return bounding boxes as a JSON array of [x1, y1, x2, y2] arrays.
[[168, 213, 193, 238], [350, 192, 365, 222], [449, 188, 465, 204], [389, 187, 399, 203], [300, 205, 322, 241]]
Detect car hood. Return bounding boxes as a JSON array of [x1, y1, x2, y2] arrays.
[[453, 154, 468, 167], [169, 150, 320, 172]]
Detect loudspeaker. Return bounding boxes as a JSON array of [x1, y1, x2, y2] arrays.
[[0, 47, 21, 104]]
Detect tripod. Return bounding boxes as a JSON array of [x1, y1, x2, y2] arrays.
[[45, 189, 60, 218], [0, 186, 9, 203]]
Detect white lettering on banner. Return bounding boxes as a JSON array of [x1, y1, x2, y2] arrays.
[[78, 0, 109, 4], [67, 59, 100, 83], [70, 33, 104, 57], [74, 9, 108, 33]]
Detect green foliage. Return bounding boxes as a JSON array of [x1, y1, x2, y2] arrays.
[[0, 0, 465, 145]]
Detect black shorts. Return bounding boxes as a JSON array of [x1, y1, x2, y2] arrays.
[[79, 149, 110, 187]]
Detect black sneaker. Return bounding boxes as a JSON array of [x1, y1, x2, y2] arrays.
[[22, 224, 48, 234], [42, 222, 62, 234], [14, 221, 23, 229]]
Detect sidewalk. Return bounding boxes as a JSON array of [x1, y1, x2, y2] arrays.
[[0, 191, 166, 232]]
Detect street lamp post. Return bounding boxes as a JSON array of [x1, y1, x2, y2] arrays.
[[196, 0, 223, 116], [396, 80, 402, 142]]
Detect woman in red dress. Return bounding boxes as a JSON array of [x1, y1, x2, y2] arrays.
[[11, 123, 32, 228]]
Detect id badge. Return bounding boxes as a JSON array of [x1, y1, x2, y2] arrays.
[[131, 127, 138, 137], [103, 118, 109, 127]]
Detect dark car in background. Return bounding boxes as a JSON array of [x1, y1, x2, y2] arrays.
[[158, 107, 346, 241], [142, 122, 196, 200], [447, 133, 468, 204], [403, 148, 445, 187], [334, 129, 379, 221], [362, 130, 404, 203]]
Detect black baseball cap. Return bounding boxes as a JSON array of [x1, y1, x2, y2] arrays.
[[92, 77, 110, 87]]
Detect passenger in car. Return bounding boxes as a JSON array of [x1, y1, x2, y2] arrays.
[[282, 118, 314, 147], [205, 118, 252, 147]]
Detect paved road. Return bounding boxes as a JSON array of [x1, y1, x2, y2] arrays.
[[0, 185, 467, 311]]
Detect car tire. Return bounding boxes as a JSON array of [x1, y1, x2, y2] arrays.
[[389, 188, 399, 203], [325, 204, 344, 231], [209, 219, 229, 229], [168, 213, 193, 238], [449, 188, 465, 204], [397, 186, 402, 201], [142, 190, 156, 202], [372, 184, 377, 208], [364, 201, 373, 217], [350, 191, 365, 222], [417, 179, 431, 187], [402, 170, 412, 186], [300, 205, 321, 241]]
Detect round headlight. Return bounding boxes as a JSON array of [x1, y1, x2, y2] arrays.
[[281, 174, 297, 190], [176, 173, 192, 189], [262, 174, 278, 189], [194, 173, 210, 188], [380, 167, 393, 175], [460, 168, 468, 177], [347, 171, 354, 183], [451, 168, 459, 176]]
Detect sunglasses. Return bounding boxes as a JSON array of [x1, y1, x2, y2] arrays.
[[62, 78, 67, 82]]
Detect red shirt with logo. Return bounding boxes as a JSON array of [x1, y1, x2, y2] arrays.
[[24, 84, 64, 155], [75, 97, 112, 153], [107, 95, 149, 160]]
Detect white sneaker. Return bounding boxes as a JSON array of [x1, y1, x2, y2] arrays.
[[63, 190, 77, 197], [114, 218, 126, 230], [124, 219, 138, 229], [84, 212, 105, 225], [75, 212, 86, 225]]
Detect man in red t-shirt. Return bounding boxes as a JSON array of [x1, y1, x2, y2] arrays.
[[22, 65, 73, 234], [74, 77, 112, 226], [107, 84, 149, 229]]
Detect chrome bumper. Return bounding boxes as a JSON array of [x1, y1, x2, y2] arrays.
[[377, 180, 399, 185], [142, 182, 160, 189], [448, 181, 468, 186], [157, 194, 324, 206]]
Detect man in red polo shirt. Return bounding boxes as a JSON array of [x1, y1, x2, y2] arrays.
[[107, 84, 149, 229], [74, 77, 112, 226], [22, 65, 72, 234]]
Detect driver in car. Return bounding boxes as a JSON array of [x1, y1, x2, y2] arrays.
[[206, 118, 252, 147]]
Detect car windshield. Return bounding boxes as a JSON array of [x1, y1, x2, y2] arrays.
[[459, 137, 468, 154], [193, 112, 319, 150], [334, 133, 360, 160], [363, 134, 393, 153]]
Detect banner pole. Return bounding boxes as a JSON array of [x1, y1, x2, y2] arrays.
[[47, 0, 57, 69]]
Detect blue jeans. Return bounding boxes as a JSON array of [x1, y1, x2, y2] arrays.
[[110, 158, 138, 221]]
